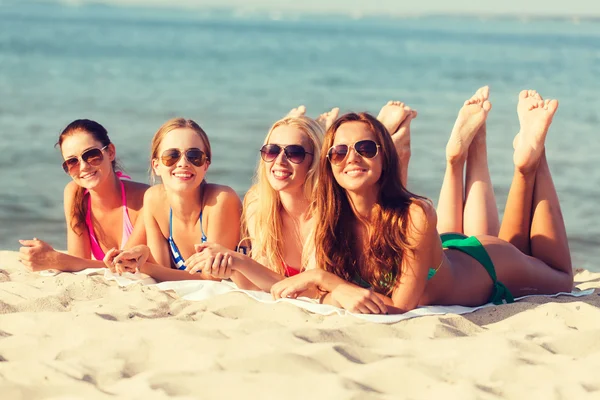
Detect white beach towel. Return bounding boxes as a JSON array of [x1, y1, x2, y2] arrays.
[[42, 268, 594, 323]]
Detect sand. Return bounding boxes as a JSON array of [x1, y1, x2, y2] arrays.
[[1, 249, 600, 400]]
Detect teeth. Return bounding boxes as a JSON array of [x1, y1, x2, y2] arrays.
[[174, 173, 192, 178], [345, 170, 365, 176], [80, 172, 96, 179], [273, 171, 291, 177]]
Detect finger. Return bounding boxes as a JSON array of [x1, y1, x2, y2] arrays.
[[19, 246, 32, 255], [365, 299, 383, 314], [18, 239, 39, 247], [270, 284, 284, 299], [194, 243, 211, 253], [372, 294, 388, 314], [280, 286, 300, 299]]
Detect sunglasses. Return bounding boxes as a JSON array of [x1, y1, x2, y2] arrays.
[[160, 148, 209, 167], [62, 145, 108, 174], [326, 140, 380, 165], [260, 144, 312, 165]]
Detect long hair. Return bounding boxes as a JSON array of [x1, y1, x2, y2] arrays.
[[56, 119, 117, 236], [150, 118, 212, 183], [242, 115, 324, 275], [315, 112, 427, 295]]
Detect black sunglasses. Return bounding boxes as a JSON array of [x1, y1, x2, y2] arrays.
[[62, 145, 108, 174], [326, 140, 380, 165], [160, 148, 208, 167], [260, 144, 312, 165]]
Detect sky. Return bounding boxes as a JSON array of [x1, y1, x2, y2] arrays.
[[45, 0, 600, 17]]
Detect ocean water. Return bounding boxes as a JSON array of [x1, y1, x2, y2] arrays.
[[1, 2, 599, 271]]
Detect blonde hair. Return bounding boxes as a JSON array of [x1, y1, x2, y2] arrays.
[[242, 116, 324, 275], [150, 118, 211, 183]]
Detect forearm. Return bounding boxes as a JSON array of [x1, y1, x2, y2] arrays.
[[58, 252, 106, 272], [233, 254, 285, 291], [139, 262, 214, 282]]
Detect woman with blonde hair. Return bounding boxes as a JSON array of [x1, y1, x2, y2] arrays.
[[190, 111, 329, 290], [106, 117, 242, 281]]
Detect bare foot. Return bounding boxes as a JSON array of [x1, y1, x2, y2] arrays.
[[377, 101, 412, 134], [285, 105, 306, 118], [446, 86, 491, 163], [316, 107, 340, 131], [513, 90, 558, 173], [391, 107, 417, 163], [512, 89, 542, 149]]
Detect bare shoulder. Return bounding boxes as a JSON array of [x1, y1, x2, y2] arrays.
[[242, 185, 258, 211], [205, 183, 242, 207], [405, 199, 437, 239], [123, 180, 150, 209], [63, 180, 80, 199], [143, 184, 166, 208]]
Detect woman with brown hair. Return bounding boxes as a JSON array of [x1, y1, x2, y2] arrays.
[[18, 119, 148, 271], [271, 90, 573, 314]]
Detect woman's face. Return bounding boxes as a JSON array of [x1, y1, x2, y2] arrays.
[[263, 125, 314, 195], [153, 128, 210, 193], [328, 121, 382, 194], [61, 131, 115, 190]]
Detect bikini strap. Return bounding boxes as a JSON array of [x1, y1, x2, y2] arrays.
[[169, 208, 174, 238]]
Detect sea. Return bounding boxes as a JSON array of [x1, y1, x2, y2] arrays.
[[1, 2, 599, 271]]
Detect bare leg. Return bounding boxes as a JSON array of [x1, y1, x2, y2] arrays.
[[377, 101, 417, 188], [463, 87, 500, 236], [437, 87, 491, 234], [316, 107, 340, 132], [501, 91, 571, 277], [499, 90, 542, 254]]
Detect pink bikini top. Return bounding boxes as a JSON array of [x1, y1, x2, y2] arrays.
[[85, 172, 134, 260]]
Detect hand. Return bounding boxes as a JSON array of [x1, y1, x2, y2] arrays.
[[109, 245, 149, 275], [103, 248, 121, 273], [270, 269, 323, 300], [330, 284, 388, 314], [186, 250, 233, 279], [18, 238, 59, 271]]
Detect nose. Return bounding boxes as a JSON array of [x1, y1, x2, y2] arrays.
[[274, 148, 288, 164], [345, 145, 360, 163], [176, 151, 190, 167], [78, 157, 92, 171]]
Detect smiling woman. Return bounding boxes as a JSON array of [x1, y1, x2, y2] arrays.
[[18, 119, 149, 272], [106, 118, 243, 282]]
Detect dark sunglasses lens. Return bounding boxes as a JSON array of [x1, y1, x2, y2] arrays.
[[62, 158, 79, 174], [260, 144, 281, 162], [355, 140, 378, 159], [82, 148, 104, 166], [284, 145, 307, 164], [327, 145, 349, 164], [186, 149, 206, 167], [161, 149, 182, 167]]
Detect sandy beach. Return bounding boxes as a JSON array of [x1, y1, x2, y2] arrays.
[[1, 249, 600, 399]]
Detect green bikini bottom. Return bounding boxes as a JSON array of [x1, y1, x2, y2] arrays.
[[441, 233, 514, 305]]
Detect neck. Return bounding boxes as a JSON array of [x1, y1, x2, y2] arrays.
[[279, 189, 310, 221], [166, 183, 204, 222], [88, 172, 121, 210], [346, 188, 378, 220]]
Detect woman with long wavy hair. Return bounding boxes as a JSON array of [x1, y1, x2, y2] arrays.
[[189, 110, 330, 290], [271, 91, 573, 314]]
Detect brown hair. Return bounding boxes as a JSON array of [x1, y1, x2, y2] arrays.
[[57, 119, 117, 236], [150, 118, 211, 182], [314, 112, 426, 295]]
